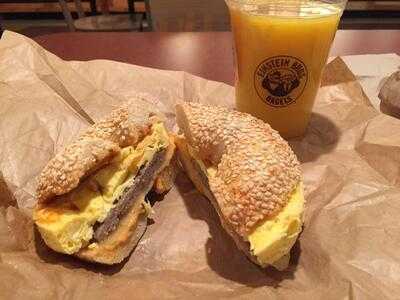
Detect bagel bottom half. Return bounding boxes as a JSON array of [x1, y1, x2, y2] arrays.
[[76, 203, 148, 264], [175, 137, 304, 270]]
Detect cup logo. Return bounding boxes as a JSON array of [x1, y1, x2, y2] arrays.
[[254, 56, 308, 107]]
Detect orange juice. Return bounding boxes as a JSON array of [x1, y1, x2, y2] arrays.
[[227, 0, 345, 138]]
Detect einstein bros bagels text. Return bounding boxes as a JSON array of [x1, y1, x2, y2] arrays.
[[226, 0, 346, 138]]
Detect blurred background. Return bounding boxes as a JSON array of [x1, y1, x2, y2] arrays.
[[0, 0, 399, 37]]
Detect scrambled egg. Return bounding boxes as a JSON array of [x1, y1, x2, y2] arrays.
[[34, 123, 170, 254], [248, 184, 304, 270]]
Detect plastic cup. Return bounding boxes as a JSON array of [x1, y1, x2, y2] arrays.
[[226, 0, 347, 138]]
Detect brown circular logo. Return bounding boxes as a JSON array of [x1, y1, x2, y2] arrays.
[[254, 56, 308, 107]]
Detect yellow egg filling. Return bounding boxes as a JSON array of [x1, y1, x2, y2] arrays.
[[34, 123, 170, 254], [248, 183, 304, 269]]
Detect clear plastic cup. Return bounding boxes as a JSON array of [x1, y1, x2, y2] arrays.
[[226, 0, 347, 138]]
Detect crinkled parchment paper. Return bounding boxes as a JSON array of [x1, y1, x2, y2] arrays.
[[0, 31, 399, 300]]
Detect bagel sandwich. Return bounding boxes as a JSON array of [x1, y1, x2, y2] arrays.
[[33, 101, 175, 264], [175, 103, 304, 270]]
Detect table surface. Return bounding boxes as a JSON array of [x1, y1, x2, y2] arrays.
[[33, 30, 400, 85]]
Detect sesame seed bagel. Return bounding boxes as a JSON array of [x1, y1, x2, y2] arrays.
[[37, 101, 157, 205], [175, 103, 301, 238], [34, 100, 176, 264]]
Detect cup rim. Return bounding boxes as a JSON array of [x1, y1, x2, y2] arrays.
[[225, 0, 348, 17]]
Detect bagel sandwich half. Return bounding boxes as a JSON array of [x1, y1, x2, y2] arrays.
[[175, 103, 304, 270], [34, 101, 175, 264]]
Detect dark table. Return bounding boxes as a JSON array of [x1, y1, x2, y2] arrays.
[[33, 30, 400, 85]]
